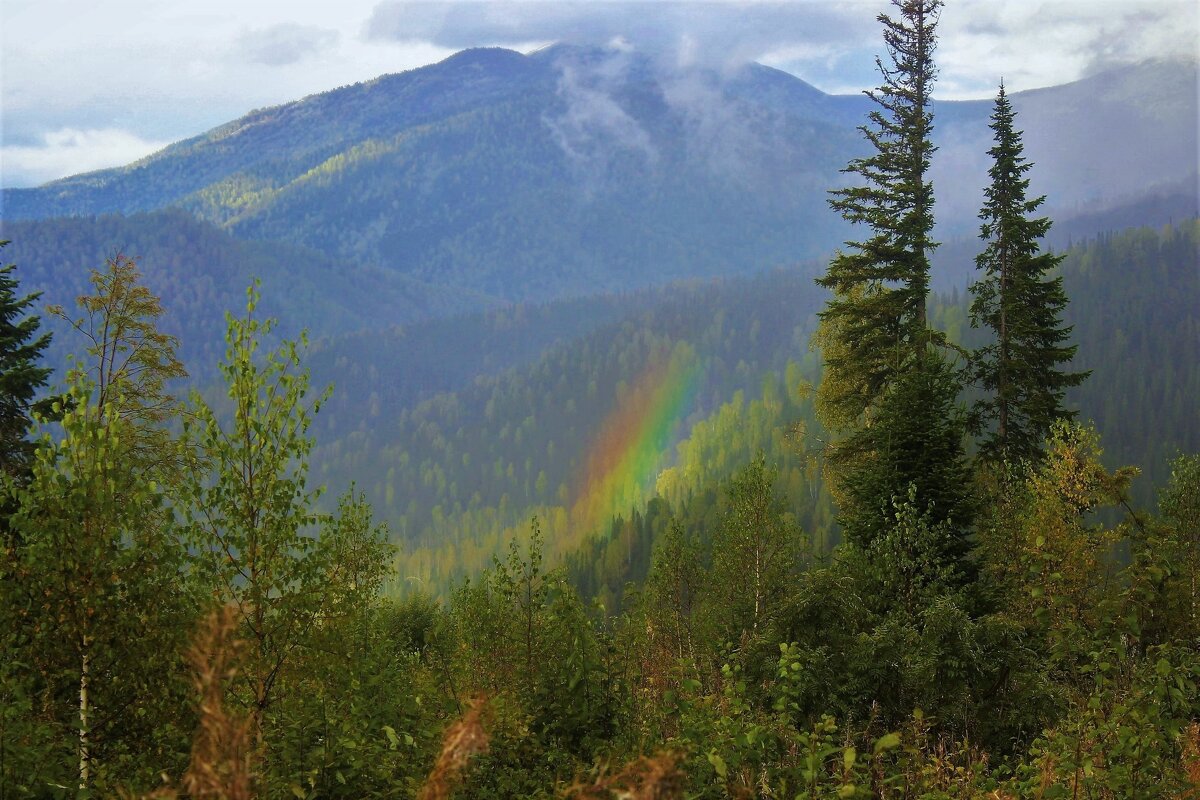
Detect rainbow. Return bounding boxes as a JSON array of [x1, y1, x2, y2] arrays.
[[571, 344, 702, 535]]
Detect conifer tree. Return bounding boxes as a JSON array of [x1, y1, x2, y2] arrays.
[[0, 241, 51, 478], [814, 0, 972, 570], [969, 84, 1088, 465], [816, 0, 943, 429]]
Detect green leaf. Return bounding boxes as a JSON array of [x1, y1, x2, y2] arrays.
[[707, 752, 727, 778], [383, 725, 400, 750], [873, 732, 901, 753]]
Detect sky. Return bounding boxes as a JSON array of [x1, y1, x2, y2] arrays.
[[1, 0, 1196, 188]]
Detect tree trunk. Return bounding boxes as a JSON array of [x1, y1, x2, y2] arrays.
[[78, 640, 90, 792]]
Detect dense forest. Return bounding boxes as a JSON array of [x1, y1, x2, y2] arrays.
[[2, 0, 1199, 797], [297, 220, 1197, 594], [0, 210, 487, 376]]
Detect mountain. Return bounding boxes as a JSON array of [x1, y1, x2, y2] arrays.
[[0, 210, 490, 376], [3, 48, 1195, 310]]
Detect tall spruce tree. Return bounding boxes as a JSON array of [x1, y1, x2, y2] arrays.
[[816, 0, 942, 430], [814, 0, 972, 574], [0, 241, 52, 478], [969, 84, 1088, 465]]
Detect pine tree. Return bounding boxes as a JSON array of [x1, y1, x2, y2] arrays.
[[816, 0, 943, 430], [969, 84, 1088, 465], [0, 241, 52, 478], [838, 357, 973, 569], [814, 0, 972, 572]]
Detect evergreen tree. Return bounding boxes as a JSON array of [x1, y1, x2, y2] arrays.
[[816, 0, 943, 430], [838, 358, 973, 571], [813, 0, 972, 572], [0, 241, 52, 478], [969, 84, 1088, 464]]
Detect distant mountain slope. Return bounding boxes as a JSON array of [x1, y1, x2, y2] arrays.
[[4, 48, 1194, 306], [2, 48, 548, 219], [931, 59, 1199, 231], [0, 210, 489, 376], [304, 221, 1198, 592]]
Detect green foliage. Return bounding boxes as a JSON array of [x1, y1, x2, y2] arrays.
[[969, 84, 1088, 464], [936, 220, 1200, 503], [814, 1, 977, 607], [0, 258, 198, 793], [1, 367, 195, 793], [835, 354, 974, 587], [452, 523, 614, 753], [0, 240, 52, 477], [181, 284, 327, 721], [2, 265, 1194, 797], [1153, 454, 1200, 639], [817, 0, 943, 427], [708, 456, 803, 650], [263, 602, 440, 799], [49, 254, 189, 483]]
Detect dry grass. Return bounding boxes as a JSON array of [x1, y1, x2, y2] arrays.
[[562, 752, 685, 800], [138, 605, 256, 800], [180, 604, 256, 799], [417, 696, 492, 800], [1181, 722, 1200, 799]]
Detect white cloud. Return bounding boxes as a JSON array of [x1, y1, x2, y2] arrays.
[[364, 0, 876, 72], [0, 128, 171, 188], [935, 0, 1199, 98], [0, 0, 1195, 186], [235, 23, 341, 66], [0, 0, 455, 186]]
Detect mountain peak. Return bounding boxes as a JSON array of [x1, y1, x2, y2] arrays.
[[438, 46, 531, 73]]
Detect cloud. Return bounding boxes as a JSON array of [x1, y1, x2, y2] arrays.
[[545, 54, 658, 163], [0, 128, 171, 188], [365, 0, 1198, 97], [364, 1, 877, 72], [936, 0, 1199, 98], [236, 23, 341, 66]]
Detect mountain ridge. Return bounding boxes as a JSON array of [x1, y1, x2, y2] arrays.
[[2, 46, 1195, 312]]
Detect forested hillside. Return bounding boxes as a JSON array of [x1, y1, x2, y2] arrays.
[[0, 210, 484, 375], [298, 221, 1199, 596], [3, 144, 1197, 800]]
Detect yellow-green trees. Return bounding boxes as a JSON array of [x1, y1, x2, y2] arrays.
[[1, 256, 195, 793], [180, 285, 393, 790]]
